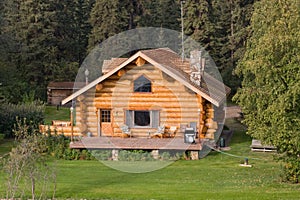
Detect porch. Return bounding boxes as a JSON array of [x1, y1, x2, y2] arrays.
[[70, 137, 202, 151]]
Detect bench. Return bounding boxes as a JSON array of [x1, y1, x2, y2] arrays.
[[250, 139, 276, 152]]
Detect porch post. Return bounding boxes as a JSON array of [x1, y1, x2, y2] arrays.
[[198, 108, 201, 144], [70, 106, 74, 143]]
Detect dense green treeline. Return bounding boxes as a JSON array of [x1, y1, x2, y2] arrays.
[[0, 0, 94, 102], [0, 0, 255, 102]]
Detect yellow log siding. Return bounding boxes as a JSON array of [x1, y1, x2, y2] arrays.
[[74, 63, 217, 138]]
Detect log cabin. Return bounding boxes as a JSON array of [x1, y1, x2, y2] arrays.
[[47, 82, 85, 106], [57, 48, 230, 144]]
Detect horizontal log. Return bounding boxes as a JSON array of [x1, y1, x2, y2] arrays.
[[135, 57, 146, 66], [205, 121, 218, 129], [205, 133, 214, 139], [96, 84, 103, 91], [117, 69, 126, 77]]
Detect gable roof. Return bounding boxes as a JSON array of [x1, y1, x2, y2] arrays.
[[62, 48, 230, 107], [102, 58, 128, 74]]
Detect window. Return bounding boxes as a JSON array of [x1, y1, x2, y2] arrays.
[[134, 75, 151, 92], [101, 110, 111, 122], [134, 111, 150, 126], [125, 110, 159, 128]]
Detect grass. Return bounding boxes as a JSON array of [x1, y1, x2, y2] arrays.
[[44, 105, 70, 125], [0, 119, 299, 199], [0, 139, 14, 157]]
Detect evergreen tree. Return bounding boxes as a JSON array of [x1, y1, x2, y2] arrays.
[[2, 0, 60, 99], [88, 0, 181, 50], [183, 0, 213, 49], [211, 0, 254, 94], [138, 0, 180, 31], [55, 0, 94, 64], [183, 0, 254, 94], [88, 0, 136, 49], [234, 0, 300, 183], [2, 0, 94, 100]]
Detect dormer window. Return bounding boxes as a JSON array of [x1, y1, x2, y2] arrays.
[[134, 75, 152, 92]]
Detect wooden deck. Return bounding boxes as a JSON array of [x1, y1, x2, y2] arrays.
[[70, 137, 202, 151]]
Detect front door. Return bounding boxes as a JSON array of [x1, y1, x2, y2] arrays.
[[100, 109, 113, 136]]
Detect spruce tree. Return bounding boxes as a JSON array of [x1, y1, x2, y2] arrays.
[[182, 0, 254, 94], [210, 0, 254, 94], [88, 0, 132, 49], [2, 0, 55, 99], [2, 0, 94, 100], [183, 0, 214, 49], [138, 0, 180, 31]]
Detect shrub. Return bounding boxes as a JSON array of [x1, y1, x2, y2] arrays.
[[0, 101, 44, 137], [0, 133, 4, 140], [44, 133, 94, 160], [91, 150, 112, 160], [118, 150, 154, 161]]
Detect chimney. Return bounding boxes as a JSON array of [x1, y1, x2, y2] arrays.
[[190, 50, 205, 86]]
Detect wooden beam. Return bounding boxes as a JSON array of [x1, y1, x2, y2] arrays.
[[135, 57, 146, 67], [117, 69, 126, 77], [96, 84, 103, 91]]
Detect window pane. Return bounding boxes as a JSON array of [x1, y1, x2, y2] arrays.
[[134, 75, 151, 92], [101, 110, 111, 122], [134, 111, 150, 126]]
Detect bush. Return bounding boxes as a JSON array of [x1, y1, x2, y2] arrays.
[[91, 150, 112, 160], [45, 133, 94, 160], [279, 155, 300, 183], [0, 101, 44, 137], [118, 150, 154, 161]]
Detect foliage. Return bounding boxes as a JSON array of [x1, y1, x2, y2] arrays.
[[88, 0, 136, 49], [234, 0, 300, 183], [0, 0, 256, 102], [118, 150, 155, 161], [45, 132, 94, 160], [88, 0, 181, 50], [0, 101, 45, 138], [91, 150, 112, 160], [183, 0, 255, 94], [1, 0, 94, 101], [137, 0, 180, 30], [3, 119, 56, 199]]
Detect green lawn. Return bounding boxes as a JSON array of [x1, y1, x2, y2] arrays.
[[44, 105, 70, 125], [0, 119, 299, 199], [0, 139, 14, 157]]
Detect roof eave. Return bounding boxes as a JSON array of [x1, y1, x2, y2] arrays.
[[61, 52, 142, 105], [139, 52, 222, 107]]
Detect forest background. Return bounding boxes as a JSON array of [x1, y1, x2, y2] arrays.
[[0, 0, 254, 102]]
